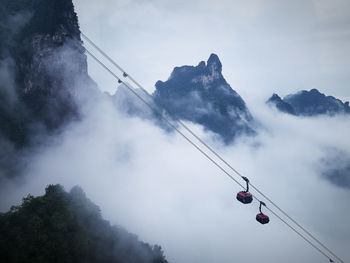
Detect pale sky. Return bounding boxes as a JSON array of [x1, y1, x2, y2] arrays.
[[73, 0, 350, 104]]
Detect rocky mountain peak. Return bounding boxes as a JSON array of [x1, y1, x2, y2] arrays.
[[152, 54, 256, 143], [207, 53, 222, 73]]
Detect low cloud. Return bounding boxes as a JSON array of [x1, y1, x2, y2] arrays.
[[320, 148, 350, 189], [1, 87, 349, 263]]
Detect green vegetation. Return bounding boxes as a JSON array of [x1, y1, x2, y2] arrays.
[[0, 185, 168, 263]]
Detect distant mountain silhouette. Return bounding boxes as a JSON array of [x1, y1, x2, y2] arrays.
[[267, 89, 350, 116]]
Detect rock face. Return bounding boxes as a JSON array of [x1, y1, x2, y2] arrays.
[[152, 54, 255, 143], [0, 0, 98, 181], [267, 89, 350, 116], [0, 0, 95, 149]]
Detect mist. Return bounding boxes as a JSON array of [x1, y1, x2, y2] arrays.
[[1, 80, 349, 263]]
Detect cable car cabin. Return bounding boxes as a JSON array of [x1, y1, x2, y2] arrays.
[[236, 176, 253, 204], [236, 191, 253, 204], [256, 213, 269, 224]]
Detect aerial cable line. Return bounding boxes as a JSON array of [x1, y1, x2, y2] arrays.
[[80, 37, 340, 263], [265, 206, 335, 262], [81, 32, 344, 263]]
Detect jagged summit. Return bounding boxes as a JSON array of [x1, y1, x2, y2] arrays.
[[207, 53, 222, 73], [267, 89, 350, 116], [153, 54, 255, 143]]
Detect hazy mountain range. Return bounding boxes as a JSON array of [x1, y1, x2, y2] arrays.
[[2, 0, 349, 152]]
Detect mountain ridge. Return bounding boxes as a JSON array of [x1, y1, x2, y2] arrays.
[[267, 89, 350, 116]]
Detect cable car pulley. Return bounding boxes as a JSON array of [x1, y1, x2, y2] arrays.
[[236, 176, 253, 204], [256, 201, 270, 224]]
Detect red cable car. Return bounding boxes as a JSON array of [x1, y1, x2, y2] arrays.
[[236, 176, 253, 204], [256, 201, 269, 224]]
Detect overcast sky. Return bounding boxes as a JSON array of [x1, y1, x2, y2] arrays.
[[73, 0, 350, 103]]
